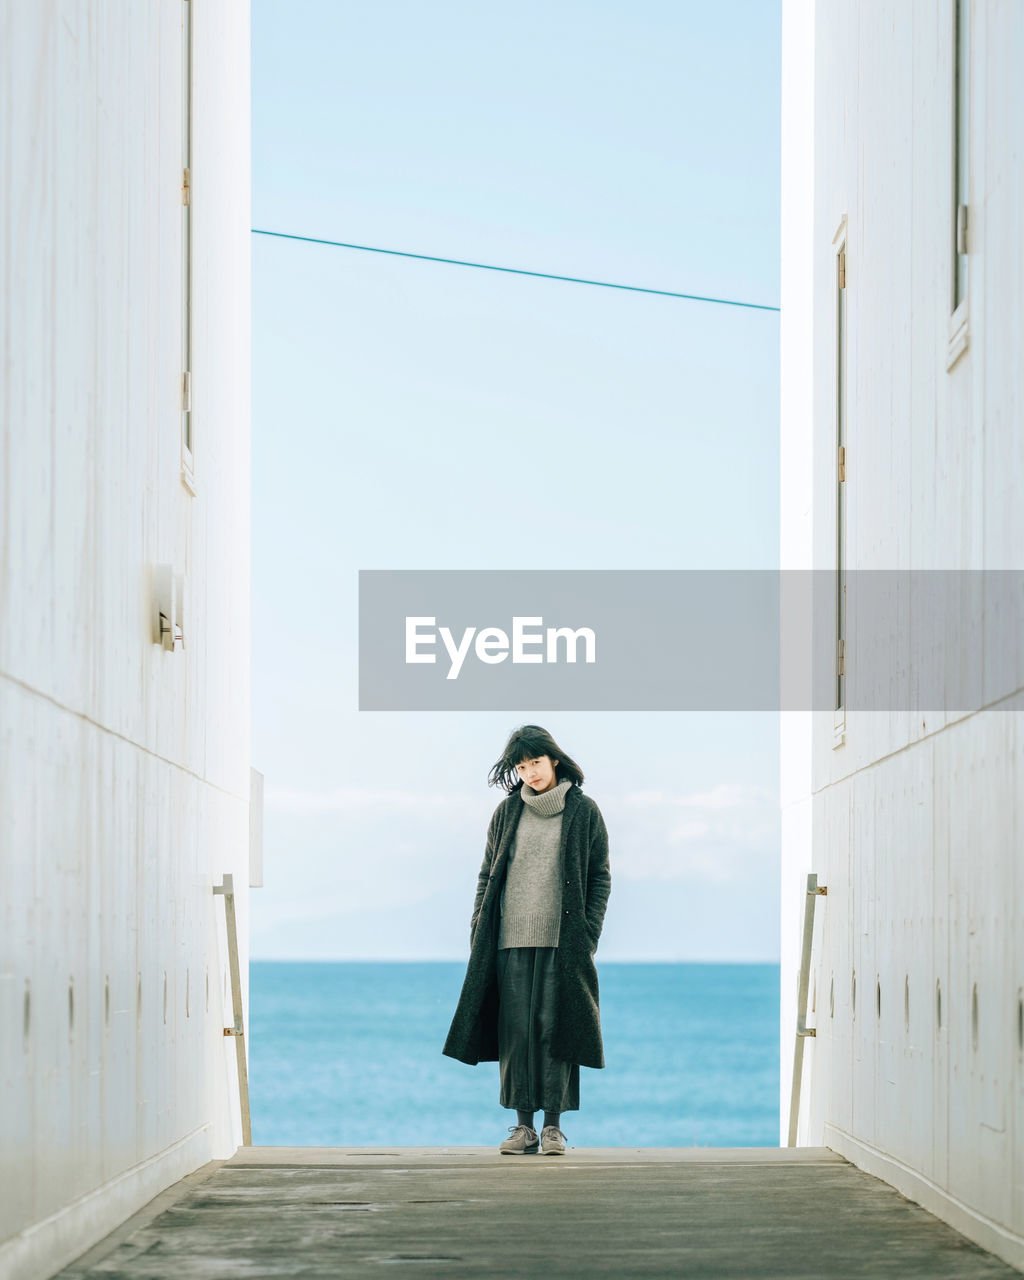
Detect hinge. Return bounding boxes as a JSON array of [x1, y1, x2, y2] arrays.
[[182, 370, 192, 412], [838, 249, 846, 289], [838, 444, 846, 482], [956, 203, 968, 255], [837, 636, 845, 677], [182, 167, 191, 206]]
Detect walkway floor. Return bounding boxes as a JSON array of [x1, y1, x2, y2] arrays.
[[53, 1146, 1020, 1279]]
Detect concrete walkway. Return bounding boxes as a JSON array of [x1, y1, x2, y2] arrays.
[[53, 1146, 1020, 1279]]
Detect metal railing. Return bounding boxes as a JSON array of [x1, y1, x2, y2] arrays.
[[787, 871, 827, 1146], [213, 872, 252, 1145]]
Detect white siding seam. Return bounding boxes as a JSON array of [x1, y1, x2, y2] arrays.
[[805, 693, 1024, 793], [0, 669, 249, 802]]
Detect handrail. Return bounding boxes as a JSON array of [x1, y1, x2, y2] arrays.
[[213, 873, 252, 1145], [787, 871, 827, 1146]]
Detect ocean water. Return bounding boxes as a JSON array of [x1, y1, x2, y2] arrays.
[[249, 961, 780, 1148]]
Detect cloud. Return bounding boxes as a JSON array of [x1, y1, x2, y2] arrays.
[[258, 792, 488, 917], [608, 782, 780, 885], [621, 782, 776, 810], [256, 779, 780, 924]]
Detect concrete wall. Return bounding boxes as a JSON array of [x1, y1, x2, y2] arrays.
[[781, 0, 1024, 1270], [0, 5, 251, 1278]]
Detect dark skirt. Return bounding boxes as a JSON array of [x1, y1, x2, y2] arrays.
[[496, 946, 580, 1113]]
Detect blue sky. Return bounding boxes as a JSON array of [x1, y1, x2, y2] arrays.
[[250, 0, 782, 961]]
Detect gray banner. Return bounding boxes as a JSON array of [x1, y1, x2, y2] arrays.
[[358, 570, 1024, 712]]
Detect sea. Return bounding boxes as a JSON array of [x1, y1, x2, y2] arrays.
[[249, 961, 780, 1148]]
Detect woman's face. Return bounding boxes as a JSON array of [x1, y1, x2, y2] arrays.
[[515, 754, 560, 793]]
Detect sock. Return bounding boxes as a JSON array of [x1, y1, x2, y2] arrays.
[[543, 1111, 561, 1132], [516, 1110, 535, 1131]]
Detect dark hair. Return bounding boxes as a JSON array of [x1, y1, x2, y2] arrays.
[[487, 723, 585, 795]]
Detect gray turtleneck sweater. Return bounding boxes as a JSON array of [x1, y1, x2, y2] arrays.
[[498, 777, 573, 949]]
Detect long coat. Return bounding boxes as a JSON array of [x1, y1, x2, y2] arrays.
[[442, 782, 611, 1070]]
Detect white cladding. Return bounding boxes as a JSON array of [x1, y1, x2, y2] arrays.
[[0, 5, 251, 1280], [781, 0, 1024, 1270]]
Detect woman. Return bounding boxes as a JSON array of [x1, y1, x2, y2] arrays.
[[442, 724, 611, 1155]]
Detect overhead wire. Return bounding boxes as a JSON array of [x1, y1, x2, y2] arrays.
[[251, 228, 780, 313]]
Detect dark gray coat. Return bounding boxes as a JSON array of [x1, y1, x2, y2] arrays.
[[442, 783, 611, 1069]]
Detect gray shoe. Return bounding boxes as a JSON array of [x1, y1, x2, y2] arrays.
[[541, 1125, 567, 1155], [499, 1124, 539, 1155]]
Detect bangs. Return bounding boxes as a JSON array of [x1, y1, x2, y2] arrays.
[[501, 727, 553, 768], [487, 722, 583, 793]]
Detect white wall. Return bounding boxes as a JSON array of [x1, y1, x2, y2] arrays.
[[781, 0, 1024, 1269], [779, 0, 816, 1149], [0, 5, 251, 1279]]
